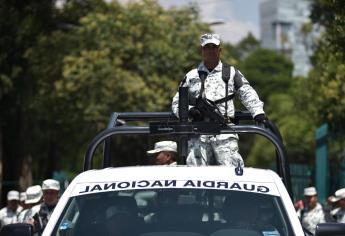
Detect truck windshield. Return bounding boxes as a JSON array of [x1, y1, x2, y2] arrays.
[[54, 188, 293, 236]]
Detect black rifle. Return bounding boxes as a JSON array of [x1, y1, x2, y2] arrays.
[[188, 70, 227, 125], [194, 97, 227, 125]]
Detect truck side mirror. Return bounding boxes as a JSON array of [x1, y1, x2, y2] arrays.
[[315, 222, 345, 236], [0, 223, 33, 236]]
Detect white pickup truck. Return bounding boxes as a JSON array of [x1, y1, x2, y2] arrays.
[[44, 165, 301, 236], [2, 108, 345, 236]]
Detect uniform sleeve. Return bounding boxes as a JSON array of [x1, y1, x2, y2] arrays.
[[171, 91, 180, 117], [320, 208, 326, 223], [171, 76, 188, 118], [235, 70, 265, 118]]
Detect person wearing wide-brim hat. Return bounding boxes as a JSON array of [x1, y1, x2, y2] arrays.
[[332, 188, 345, 223], [301, 187, 325, 234], [323, 194, 340, 222], [147, 141, 178, 165], [18, 185, 43, 223], [19, 192, 28, 211]]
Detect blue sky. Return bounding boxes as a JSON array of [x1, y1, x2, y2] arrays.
[[158, 0, 261, 44]]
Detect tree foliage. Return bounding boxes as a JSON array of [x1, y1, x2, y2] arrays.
[[237, 47, 315, 167], [236, 32, 260, 60], [239, 48, 293, 104], [302, 0, 345, 177], [0, 0, 57, 200], [3, 0, 344, 193], [1, 0, 216, 182], [308, 0, 345, 131]]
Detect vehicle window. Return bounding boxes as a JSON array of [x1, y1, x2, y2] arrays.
[[54, 189, 293, 236]]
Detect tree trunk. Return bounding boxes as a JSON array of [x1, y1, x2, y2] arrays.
[[0, 124, 3, 204], [19, 155, 33, 191]]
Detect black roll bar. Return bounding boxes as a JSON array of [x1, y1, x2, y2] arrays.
[[84, 116, 292, 199], [84, 87, 292, 199]]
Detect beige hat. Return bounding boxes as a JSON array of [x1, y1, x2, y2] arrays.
[[200, 33, 220, 47], [25, 185, 43, 204], [329, 195, 340, 203], [147, 141, 177, 155], [304, 186, 317, 196], [20, 192, 26, 202], [335, 188, 345, 200], [42, 179, 60, 191], [7, 190, 20, 201]]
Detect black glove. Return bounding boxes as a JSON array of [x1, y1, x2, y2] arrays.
[[254, 114, 268, 126], [188, 107, 203, 121]]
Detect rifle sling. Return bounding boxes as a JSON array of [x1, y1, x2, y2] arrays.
[[213, 93, 235, 104], [222, 63, 230, 115]]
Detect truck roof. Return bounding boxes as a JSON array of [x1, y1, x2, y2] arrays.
[[73, 166, 278, 184]]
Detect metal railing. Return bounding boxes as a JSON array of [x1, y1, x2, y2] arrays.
[[83, 88, 293, 199]]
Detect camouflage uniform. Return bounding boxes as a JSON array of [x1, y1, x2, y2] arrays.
[[32, 203, 56, 234], [301, 203, 325, 234], [172, 61, 264, 167], [18, 204, 40, 223], [18, 208, 27, 223], [0, 206, 20, 226], [333, 208, 345, 223]]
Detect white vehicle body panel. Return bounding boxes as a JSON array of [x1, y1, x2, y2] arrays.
[[43, 166, 304, 236]]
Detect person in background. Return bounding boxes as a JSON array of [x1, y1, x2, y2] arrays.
[[324, 194, 340, 222], [19, 192, 28, 212], [294, 199, 304, 219], [31, 179, 60, 234], [332, 188, 345, 223], [0, 190, 20, 226], [301, 187, 325, 234], [18, 185, 43, 223], [147, 141, 178, 165]]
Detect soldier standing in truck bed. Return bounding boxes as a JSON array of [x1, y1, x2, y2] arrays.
[[172, 33, 266, 167]]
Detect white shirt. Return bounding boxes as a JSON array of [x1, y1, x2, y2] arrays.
[[0, 206, 20, 226]]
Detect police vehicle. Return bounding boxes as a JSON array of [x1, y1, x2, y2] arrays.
[[2, 89, 345, 236]]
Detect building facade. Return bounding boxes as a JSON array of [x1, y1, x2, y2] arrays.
[[260, 0, 318, 77]]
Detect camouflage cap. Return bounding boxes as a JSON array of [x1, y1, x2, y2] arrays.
[[304, 186, 317, 196], [200, 33, 220, 47], [7, 190, 20, 201], [42, 179, 60, 191]]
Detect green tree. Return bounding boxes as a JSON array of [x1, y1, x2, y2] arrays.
[[0, 0, 57, 201], [237, 48, 316, 167], [239, 48, 293, 104], [236, 32, 260, 60], [0, 0, 116, 198], [308, 0, 345, 130], [306, 0, 345, 172], [25, 0, 212, 173], [246, 77, 316, 167]]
